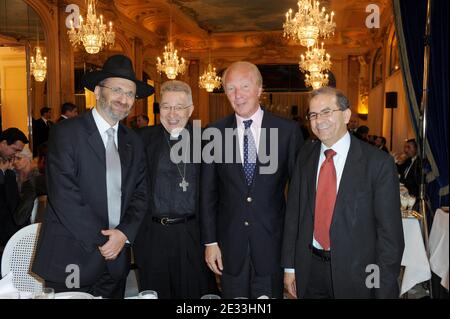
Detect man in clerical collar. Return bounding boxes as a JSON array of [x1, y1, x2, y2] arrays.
[[134, 80, 217, 299]]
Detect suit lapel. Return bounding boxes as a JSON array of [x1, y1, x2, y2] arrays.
[[307, 141, 321, 217], [225, 115, 247, 185], [252, 111, 271, 185], [118, 124, 132, 169], [148, 126, 166, 191], [85, 111, 106, 166], [331, 136, 364, 229]]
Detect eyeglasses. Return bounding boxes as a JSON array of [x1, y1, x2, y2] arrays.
[[160, 104, 192, 112], [99, 85, 136, 99], [306, 108, 342, 121]]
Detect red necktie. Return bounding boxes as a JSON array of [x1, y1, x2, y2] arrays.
[[314, 149, 337, 250]]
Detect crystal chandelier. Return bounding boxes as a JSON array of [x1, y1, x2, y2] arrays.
[[199, 63, 221, 92], [157, 42, 187, 80], [67, 0, 115, 54], [156, 1, 188, 79], [30, 46, 47, 82], [305, 71, 329, 89], [283, 0, 335, 47], [199, 44, 221, 92], [299, 42, 331, 89]]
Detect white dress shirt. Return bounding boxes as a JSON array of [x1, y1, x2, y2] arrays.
[[92, 107, 119, 148], [235, 106, 264, 161], [403, 156, 417, 178], [92, 108, 128, 240], [285, 132, 351, 273], [312, 131, 351, 249]]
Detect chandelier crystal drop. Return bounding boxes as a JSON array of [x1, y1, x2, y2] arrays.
[[67, 0, 115, 54], [283, 0, 335, 47], [30, 46, 47, 82]]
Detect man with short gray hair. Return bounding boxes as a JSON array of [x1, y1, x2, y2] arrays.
[[134, 80, 217, 299], [201, 61, 303, 298]]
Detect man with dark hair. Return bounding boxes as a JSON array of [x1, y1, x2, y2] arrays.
[[32, 106, 53, 156], [58, 102, 78, 122], [136, 114, 149, 128], [375, 136, 389, 153], [399, 138, 420, 197], [0, 127, 29, 246], [0, 128, 29, 160], [282, 87, 404, 299], [355, 125, 369, 142]]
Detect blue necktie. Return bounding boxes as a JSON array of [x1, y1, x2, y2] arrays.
[[243, 119, 256, 186]]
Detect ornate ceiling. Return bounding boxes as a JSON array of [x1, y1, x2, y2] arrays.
[[1, 0, 393, 65], [111, 0, 392, 54]]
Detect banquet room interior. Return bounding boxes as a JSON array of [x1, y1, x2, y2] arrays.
[[0, 0, 447, 300]]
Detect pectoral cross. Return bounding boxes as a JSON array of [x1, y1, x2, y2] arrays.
[[179, 178, 189, 192]]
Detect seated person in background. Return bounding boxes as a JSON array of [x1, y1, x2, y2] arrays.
[[12, 145, 47, 227], [0, 128, 28, 245], [355, 125, 369, 142], [398, 139, 420, 198], [375, 136, 389, 153], [136, 114, 149, 128]]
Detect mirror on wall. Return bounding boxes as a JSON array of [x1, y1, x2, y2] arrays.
[[0, 0, 46, 152]]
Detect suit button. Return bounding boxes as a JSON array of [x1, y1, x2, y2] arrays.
[[244, 221, 249, 226], [246, 197, 252, 203]]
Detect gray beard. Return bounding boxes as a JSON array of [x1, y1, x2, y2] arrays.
[[98, 97, 130, 123]]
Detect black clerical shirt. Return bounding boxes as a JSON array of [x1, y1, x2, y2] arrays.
[[152, 129, 198, 217]]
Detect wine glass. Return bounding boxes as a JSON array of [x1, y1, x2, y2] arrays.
[[200, 294, 221, 299], [33, 288, 55, 299], [407, 196, 416, 210], [400, 194, 409, 211], [137, 290, 158, 299]]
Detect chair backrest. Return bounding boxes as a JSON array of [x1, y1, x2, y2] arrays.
[[1, 223, 44, 293]]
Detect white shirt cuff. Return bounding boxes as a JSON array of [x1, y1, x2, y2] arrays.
[[205, 242, 218, 246], [284, 268, 295, 273]]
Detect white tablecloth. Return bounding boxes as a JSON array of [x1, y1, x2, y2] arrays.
[[400, 218, 431, 296], [429, 208, 449, 290]]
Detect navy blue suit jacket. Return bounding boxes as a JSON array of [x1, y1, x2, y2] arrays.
[[200, 111, 303, 276]]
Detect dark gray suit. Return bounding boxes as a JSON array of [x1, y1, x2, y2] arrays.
[[32, 110, 147, 293], [282, 135, 404, 298]]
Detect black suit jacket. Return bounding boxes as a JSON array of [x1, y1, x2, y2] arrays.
[[33, 118, 52, 155], [200, 111, 303, 276], [0, 169, 20, 246], [282, 135, 404, 298], [32, 110, 147, 285], [399, 157, 420, 197]]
